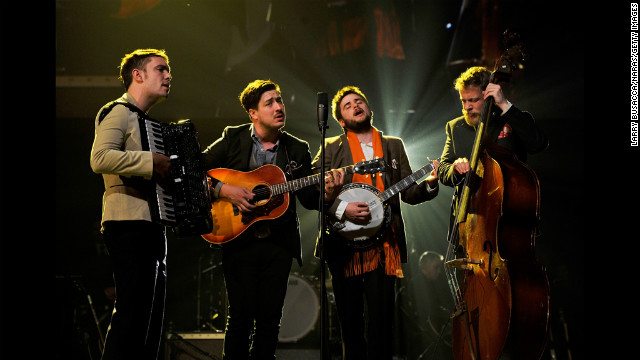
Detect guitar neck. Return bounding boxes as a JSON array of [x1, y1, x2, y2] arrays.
[[379, 163, 434, 202], [270, 164, 356, 196]]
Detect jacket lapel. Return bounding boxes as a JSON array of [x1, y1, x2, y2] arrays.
[[275, 132, 289, 177], [238, 125, 254, 171]]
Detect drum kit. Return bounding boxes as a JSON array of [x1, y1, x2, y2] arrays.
[[196, 253, 338, 344], [196, 253, 228, 333], [279, 273, 320, 342]]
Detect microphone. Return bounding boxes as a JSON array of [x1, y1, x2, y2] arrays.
[[317, 92, 328, 132]]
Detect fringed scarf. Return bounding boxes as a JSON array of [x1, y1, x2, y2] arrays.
[[344, 128, 403, 278]]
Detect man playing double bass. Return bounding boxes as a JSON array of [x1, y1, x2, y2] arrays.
[[437, 66, 550, 360], [438, 66, 548, 188]]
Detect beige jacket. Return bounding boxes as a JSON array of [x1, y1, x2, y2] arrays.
[[90, 93, 155, 227]]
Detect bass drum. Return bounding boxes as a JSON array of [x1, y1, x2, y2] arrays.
[[279, 274, 320, 342]]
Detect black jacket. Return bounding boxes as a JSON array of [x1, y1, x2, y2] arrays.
[[202, 124, 319, 266], [438, 105, 548, 188]]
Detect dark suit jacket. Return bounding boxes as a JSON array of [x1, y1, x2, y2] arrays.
[[438, 105, 548, 188], [202, 124, 319, 266], [437, 106, 548, 223], [312, 131, 438, 263]]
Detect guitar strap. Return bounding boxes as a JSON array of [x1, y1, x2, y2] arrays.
[[281, 132, 300, 181]]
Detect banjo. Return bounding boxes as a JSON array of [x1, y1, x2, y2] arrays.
[[327, 159, 436, 249]]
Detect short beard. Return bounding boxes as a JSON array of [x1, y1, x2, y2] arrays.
[[463, 111, 480, 127], [343, 115, 372, 133]]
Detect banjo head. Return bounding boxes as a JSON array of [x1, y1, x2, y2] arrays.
[[329, 182, 391, 249]]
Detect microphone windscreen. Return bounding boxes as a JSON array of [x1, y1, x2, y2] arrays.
[[317, 92, 328, 130]]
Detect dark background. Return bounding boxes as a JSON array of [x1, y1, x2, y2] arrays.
[[54, 0, 587, 358]]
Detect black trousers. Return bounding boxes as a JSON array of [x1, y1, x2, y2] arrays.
[[101, 220, 167, 360], [221, 236, 293, 360], [328, 262, 396, 360]]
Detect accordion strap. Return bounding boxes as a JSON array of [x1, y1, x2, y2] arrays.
[[98, 100, 153, 124]]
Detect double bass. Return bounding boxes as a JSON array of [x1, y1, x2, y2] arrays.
[[443, 31, 550, 360]]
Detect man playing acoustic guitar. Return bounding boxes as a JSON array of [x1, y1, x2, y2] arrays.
[[201, 79, 343, 360]]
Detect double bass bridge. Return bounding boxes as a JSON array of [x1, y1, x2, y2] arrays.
[[445, 258, 483, 271]]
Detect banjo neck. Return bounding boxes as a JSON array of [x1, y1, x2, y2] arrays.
[[378, 161, 435, 202]]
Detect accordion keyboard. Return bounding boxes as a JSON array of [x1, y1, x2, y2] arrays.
[[140, 118, 213, 236]]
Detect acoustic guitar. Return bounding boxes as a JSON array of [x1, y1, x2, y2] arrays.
[[201, 159, 386, 245]]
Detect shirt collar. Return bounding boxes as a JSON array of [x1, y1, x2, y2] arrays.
[[250, 124, 280, 151]]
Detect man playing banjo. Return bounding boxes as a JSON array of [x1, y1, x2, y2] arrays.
[[311, 85, 439, 360]]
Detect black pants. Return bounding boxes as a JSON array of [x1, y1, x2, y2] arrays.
[[221, 236, 293, 360], [101, 221, 167, 360], [328, 262, 396, 360]]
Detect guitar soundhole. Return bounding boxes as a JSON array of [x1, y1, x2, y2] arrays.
[[252, 185, 271, 206]]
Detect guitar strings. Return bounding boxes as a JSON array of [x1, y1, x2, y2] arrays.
[[247, 162, 385, 197]]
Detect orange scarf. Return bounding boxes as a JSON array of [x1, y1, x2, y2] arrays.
[[344, 128, 403, 278]]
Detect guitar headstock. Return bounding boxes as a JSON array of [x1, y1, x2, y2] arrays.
[[353, 159, 387, 175]]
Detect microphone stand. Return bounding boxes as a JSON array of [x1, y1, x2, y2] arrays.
[[317, 93, 330, 360]]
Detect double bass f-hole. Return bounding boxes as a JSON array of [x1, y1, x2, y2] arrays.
[[482, 241, 499, 280]]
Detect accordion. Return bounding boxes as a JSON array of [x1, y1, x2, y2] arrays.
[[139, 117, 213, 236], [98, 101, 213, 236]]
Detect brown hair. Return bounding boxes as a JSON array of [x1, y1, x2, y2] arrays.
[[119, 48, 170, 90], [453, 66, 491, 92], [331, 85, 371, 123], [238, 79, 281, 115]]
